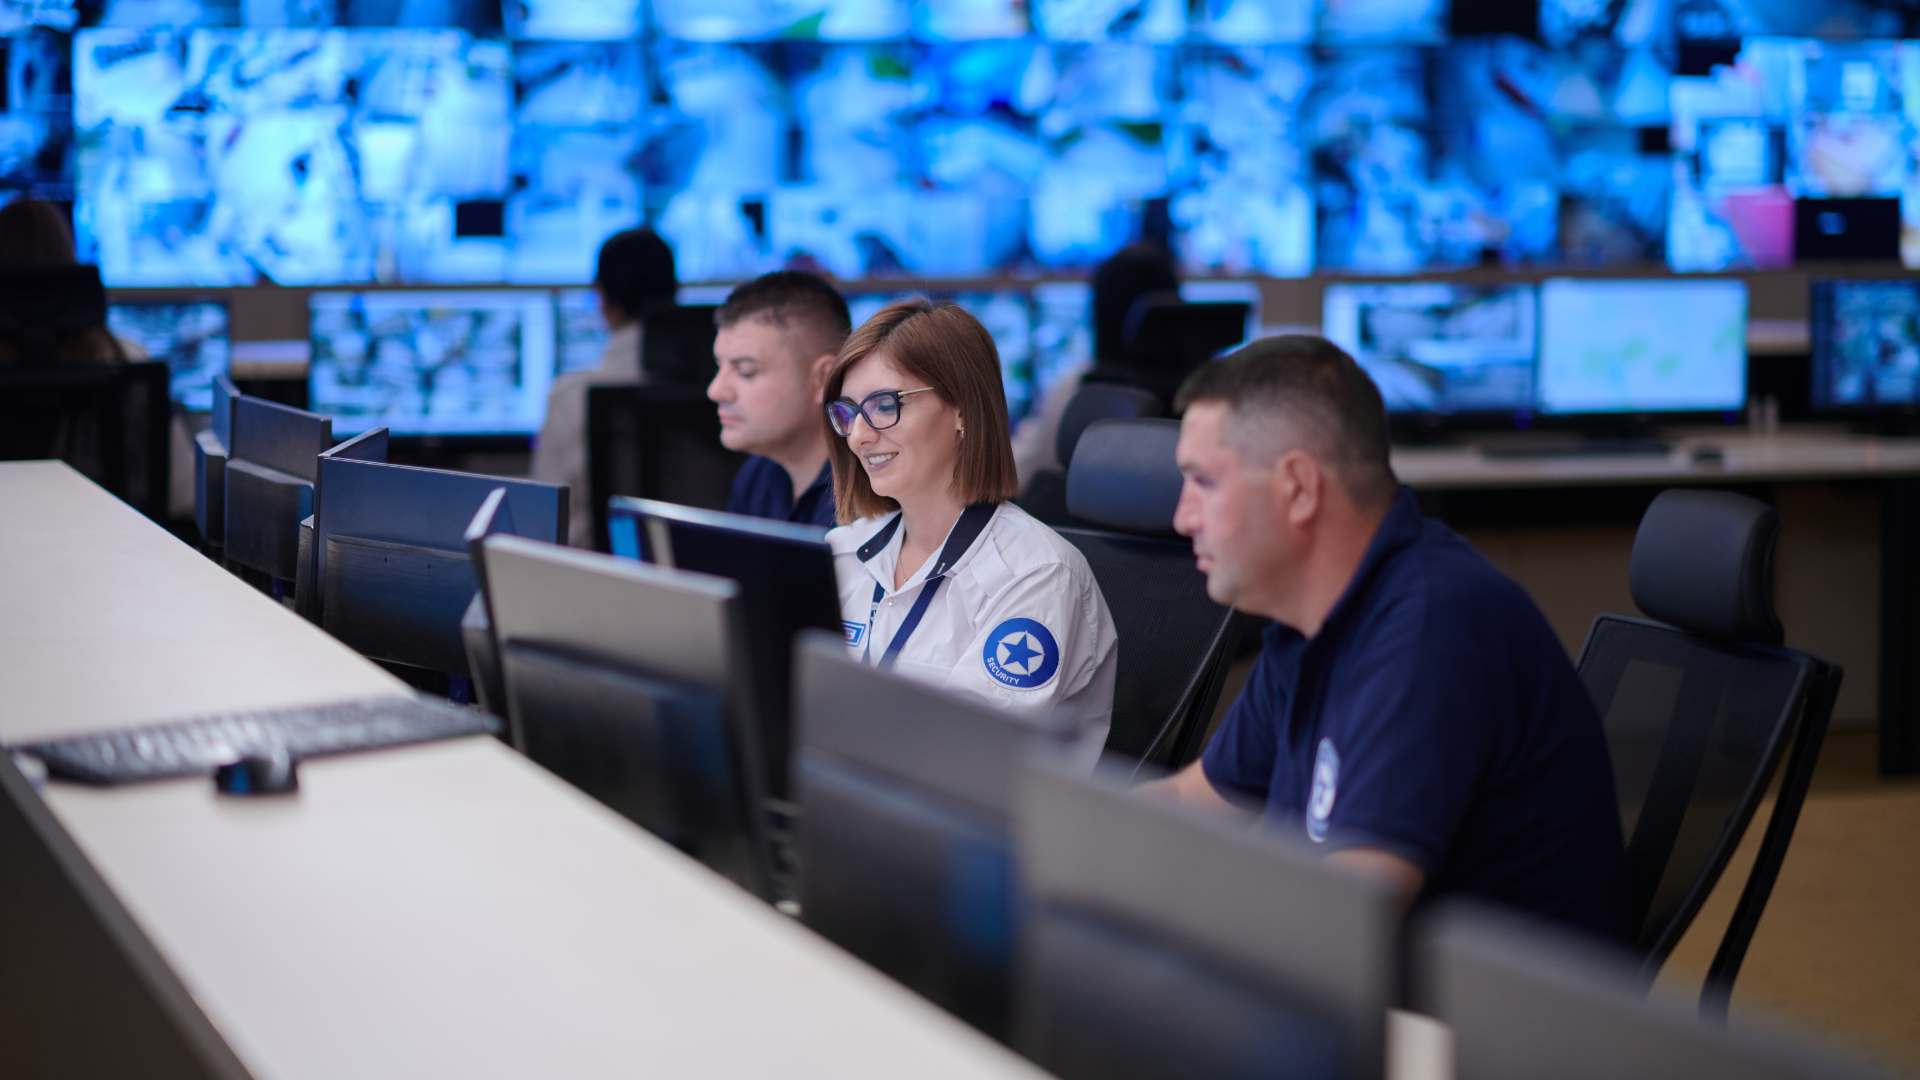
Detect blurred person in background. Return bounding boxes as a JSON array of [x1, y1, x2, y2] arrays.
[[0, 198, 129, 366], [1011, 243, 1179, 488], [533, 227, 677, 547], [824, 297, 1118, 766], [708, 270, 851, 528]]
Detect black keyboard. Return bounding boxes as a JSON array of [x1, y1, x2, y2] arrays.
[[17, 696, 500, 786]]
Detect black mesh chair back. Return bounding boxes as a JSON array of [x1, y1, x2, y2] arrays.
[[0, 266, 115, 366], [586, 384, 747, 551], [0, 361, 170, 521], [1021, 382, 1165, 527], [1060, 418, 1249, 769], [1576, 489, 1842, 1015], [640, 305, 720, 387]]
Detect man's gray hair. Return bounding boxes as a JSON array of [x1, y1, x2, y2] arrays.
[[1174, 334, 1398, 507]]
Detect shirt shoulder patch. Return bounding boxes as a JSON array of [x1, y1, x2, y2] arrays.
[[1307, 738, 1340, 843], [982, 617, 1060, 690]]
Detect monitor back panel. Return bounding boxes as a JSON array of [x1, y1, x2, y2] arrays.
[[625, 501, 838, 801], [1017, 766, 1397, 1079], [312, 459, 565, 666], [1420, 903, 1880, 1080]]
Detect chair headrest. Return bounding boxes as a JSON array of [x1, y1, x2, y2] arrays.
[[1056, 383, 1165, 469], [1065, 418, 1183, 538], [1630, 489, 1783, 645]]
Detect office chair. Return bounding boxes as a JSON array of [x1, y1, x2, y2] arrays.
[[1015, 762, 1397, 1080], [794, 633, 1054, 1041], [0, 362, 170, 522], [1054, 418, 1252, 770], [640, 304, 721, 387], [1576, 489, 1842, 1018], [1020, 383, 1165, 528], [586, 384, 747, 551], [1081, 294, 1250, 405]]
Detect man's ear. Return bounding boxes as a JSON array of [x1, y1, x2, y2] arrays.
[[1273, 449, 1324, 527], [808, 352, 836, 402]]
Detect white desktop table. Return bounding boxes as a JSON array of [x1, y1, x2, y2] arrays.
[[0, 461, 1048, 1080], [1391, 430, 1920, 775]]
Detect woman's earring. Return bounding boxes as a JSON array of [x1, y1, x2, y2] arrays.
[[958, 426, 966, 439]]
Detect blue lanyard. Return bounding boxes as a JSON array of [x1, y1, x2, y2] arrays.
[[859, 503, 998, 671]]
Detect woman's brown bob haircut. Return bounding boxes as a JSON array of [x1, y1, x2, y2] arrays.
[[823, 297, 1020, 524]]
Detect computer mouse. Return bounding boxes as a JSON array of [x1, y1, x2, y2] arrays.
[[214, 750, 298, 796], [1690, 443, 1725, 466]]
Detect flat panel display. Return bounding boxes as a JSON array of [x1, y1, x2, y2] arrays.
[[75, 28, 512, 287], [106, 299, 230, 409], [308, 289, 555, 436], [1537, 277, 1748, 414], [1, 29, 75, 200], [1322, 282, 1536, 416], [1810, 278, 1920, 410]]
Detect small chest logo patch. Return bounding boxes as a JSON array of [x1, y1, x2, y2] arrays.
[[843, 621, 865, 647], [982, 618, 1060, 690], [1307, 738, 1340, 844]]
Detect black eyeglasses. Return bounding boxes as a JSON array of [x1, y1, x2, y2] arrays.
[[826, 387, 936, 437]]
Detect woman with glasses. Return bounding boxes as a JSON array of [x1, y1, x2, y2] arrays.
[[823, 297, 1118, 763]]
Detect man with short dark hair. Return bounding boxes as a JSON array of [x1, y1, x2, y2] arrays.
[[1152, 335, 1629, 942], [709, 270, 851, 527]]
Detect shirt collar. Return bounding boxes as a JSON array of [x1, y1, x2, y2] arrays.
[[1311, 485, 1424, 641]]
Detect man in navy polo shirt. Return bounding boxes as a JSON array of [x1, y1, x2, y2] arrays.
[[708, 271, 849, 527], [1153, 335, 1629, 942]]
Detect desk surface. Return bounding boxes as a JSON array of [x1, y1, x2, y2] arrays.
[[1392, 431, 1920, 490], [0, 460, 405, 744], [0, 462, 1046, 1080]]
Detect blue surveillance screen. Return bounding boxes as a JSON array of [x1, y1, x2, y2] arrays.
[[308, 289, 555, 437], [1, 29, 75, 200], [106, 300, 231, 410], [74, 28, 512, 287], [1536, 278, 1748, 415], [1322, 282, 1537, 416], [1811, 279, 1920, 410]]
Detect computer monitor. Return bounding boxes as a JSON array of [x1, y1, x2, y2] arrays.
[[310, 457, 565, 676], [1810, 279, 1920, 414], [1015, 762, 1398, 1080], [606, 498, 839, 801], [224, 393, 332, 582], [1420, 901, 1890, 1080], [482, 536, 773, 898], [793, 631, 1056, 1040], [1323, 282, 1538, 417], [105, 301, 231, 411], [308, 289, 556, 437], [555, 287, 612, 375], [1537, 278, 1748, 416]]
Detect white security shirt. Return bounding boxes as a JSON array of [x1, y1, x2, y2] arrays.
[[828, 501, 1119, 764]]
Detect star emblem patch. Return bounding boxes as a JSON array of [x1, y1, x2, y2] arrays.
[[982, 618, 1060, 689]]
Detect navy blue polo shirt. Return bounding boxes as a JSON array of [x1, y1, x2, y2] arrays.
[[726, 456, 837, 528], [1202, 487, 1630, 942]]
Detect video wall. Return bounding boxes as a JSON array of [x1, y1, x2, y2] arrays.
[[4, 0, 1919, 286]]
